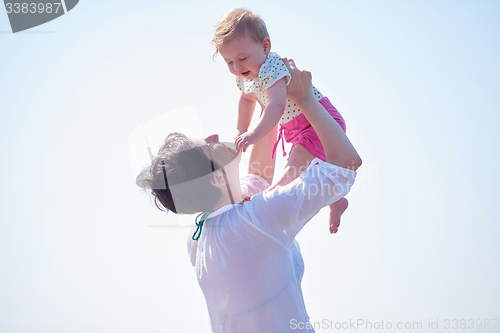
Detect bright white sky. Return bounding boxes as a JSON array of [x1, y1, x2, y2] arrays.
[[1, 1, 499, 332]]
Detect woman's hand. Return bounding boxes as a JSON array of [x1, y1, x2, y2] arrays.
[[283, 58, 362, 171], [282, 58, 314, 102]]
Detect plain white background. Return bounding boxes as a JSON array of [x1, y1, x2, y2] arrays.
[[1, 1, 499, 332]]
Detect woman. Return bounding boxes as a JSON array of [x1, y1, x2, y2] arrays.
[[137, 59, 361, 332]]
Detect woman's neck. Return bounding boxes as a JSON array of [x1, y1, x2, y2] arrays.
[[212, 189, 244, 211]]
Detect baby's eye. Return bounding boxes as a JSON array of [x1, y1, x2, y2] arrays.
[[240, 57, 247, 61], [227, 61, 233, 65]]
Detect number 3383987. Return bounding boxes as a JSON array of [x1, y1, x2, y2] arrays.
[[5, 3, 62, 14]]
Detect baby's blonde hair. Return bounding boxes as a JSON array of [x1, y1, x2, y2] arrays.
[[212, 8, 269, 56]]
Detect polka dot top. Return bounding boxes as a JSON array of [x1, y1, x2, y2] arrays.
[[236, 52, 324, 124]]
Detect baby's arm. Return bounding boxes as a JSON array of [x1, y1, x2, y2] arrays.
[[236, 77, 287, 152], [236, 92, 257, 139]]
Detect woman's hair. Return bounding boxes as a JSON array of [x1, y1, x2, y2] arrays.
[[212, 8, 269, 56], [136, 133, 222, 214]]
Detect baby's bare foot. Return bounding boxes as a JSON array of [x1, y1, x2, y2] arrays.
[[329, 198, 348, 234]]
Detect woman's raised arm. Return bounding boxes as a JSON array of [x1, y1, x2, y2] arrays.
[[246, 105, 279, 184], [284, 58, 362, 171]]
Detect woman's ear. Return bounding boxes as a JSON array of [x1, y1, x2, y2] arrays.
[[210, 170, 226, 187], [262, 37, 271, 55]]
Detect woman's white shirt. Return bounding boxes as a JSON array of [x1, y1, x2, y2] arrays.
[[187, 158, 356, 333]]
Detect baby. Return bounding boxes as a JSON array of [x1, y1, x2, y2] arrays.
[[212, 8, 349, 234]]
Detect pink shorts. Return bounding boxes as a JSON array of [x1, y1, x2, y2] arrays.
[[272, 96, 346, 162]]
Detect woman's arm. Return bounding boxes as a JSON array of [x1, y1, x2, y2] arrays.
[[246, 101, 278, 185], [284, 58, 362, 171]]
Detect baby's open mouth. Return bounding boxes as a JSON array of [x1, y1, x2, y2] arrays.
[[241, 71, 250, 76]]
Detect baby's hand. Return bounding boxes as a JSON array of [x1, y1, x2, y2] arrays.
[[235, 129, 246, 143], [235, 131, 259, 152]]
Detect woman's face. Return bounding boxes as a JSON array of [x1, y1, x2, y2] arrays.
[[190, 134, 243, 206], [190, 134, 240, 168]]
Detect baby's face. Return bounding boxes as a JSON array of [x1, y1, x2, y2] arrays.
[[219, 33, 270, 81]]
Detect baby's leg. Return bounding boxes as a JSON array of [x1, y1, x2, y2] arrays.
[[329, 197, 348, 234], [268, 144, 314, 191]]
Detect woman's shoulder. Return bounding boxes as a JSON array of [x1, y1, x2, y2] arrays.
[[240, 174, 270, 196]]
